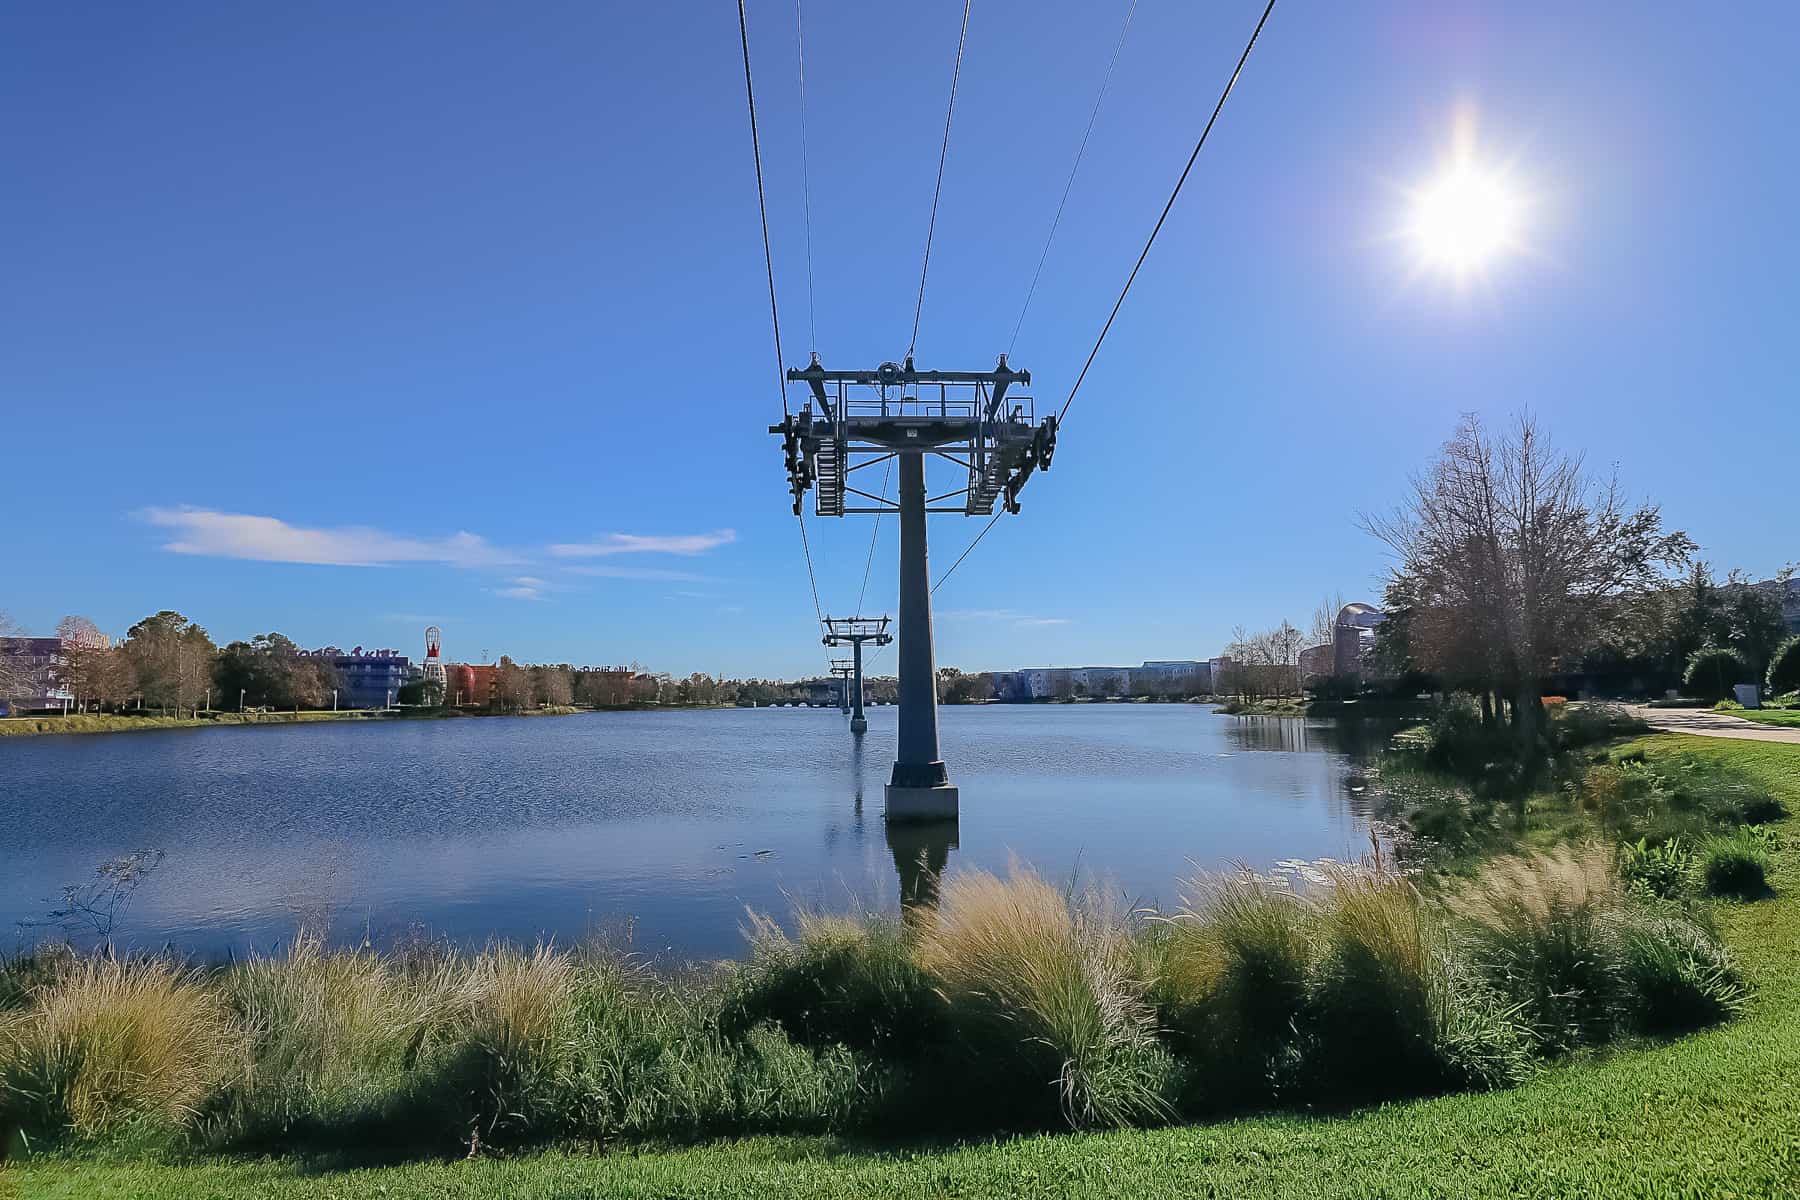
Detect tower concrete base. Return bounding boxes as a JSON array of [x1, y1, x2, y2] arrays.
[[884, 783, 959, 821], [850, 715, 868, 734]]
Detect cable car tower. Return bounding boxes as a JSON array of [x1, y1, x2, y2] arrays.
[[773, 355, 1057, 819], [822, 614, 892, 735], [829, 659, 855, 714]]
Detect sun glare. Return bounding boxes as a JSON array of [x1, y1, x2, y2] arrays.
[[1410, 164, 1519, 273], [1397, 110, 1533, 286]]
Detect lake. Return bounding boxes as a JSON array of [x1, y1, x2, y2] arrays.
[[1, 705, 1387, 961]]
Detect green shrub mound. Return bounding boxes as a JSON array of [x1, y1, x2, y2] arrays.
[[1768, 636, 1800, 698], [1685, 647, 1748, 703], [0, 852, 1754, 1157], [1700, 828, 1775, 899]]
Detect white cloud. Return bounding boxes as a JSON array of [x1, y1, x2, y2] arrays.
[[140, 506, 516, 568], [940, 608, 1071, 629], [566, 565, 720, 583], [943, 611, 1065, 629], [548, 529, 736, 558], [493, 575, 555, 601]]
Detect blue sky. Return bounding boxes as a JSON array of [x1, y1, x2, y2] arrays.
[[3, 1, 1795, 678]]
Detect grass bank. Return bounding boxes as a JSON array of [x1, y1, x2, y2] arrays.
[[6, 736, 1795, 1196], [1215, 697, 1309, 716], [0, 707, 589, 738]]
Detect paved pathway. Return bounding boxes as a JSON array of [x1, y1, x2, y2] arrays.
[[1626, 705, 1800, 745]]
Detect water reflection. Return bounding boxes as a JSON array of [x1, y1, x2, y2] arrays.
[[886, 818, 958, 918], [1223, 715, 1397, 758], [2, 706, 1390, 958]]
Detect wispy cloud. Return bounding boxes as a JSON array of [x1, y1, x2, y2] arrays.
[[548, 529, 736, 559], [140, 506, 517, 568], [940, 608, 1071, 629], [566, 565, 720, 583], [493, 575, 552, 601]]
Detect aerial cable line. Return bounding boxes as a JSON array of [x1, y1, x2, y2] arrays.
[[796, 0, 819, 350], [905, 0, 973, 362], [1007, 0, 1140, 357], [931, 507, 1001, 593], [933, 0, 1277, 597], [856, 456, 893, 615], [738, 0, 827, 630], [1058, 0, 1276, 425]]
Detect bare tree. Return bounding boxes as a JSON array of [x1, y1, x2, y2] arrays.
[[0, 610, 28, 704], [1363, 414, 1691, 753], [1309, 593, 1346, 651]]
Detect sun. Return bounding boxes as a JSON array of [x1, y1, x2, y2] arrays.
[[1397, 111, 1533, 285], [1409, 163, 1520, 274]]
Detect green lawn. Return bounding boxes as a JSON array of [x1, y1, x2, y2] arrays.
[[10, 735, 1800, 1200], [1737, 708, 1800, 729]]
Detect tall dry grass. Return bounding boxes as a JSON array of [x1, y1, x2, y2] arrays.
[[915, 864, 1171, 1129], [0, 956, 239, 1138], [211, 930, 465, 1145]]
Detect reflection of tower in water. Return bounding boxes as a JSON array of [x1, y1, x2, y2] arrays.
[[886, 819, 958, 918]]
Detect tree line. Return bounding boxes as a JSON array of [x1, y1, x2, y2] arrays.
[[0, 608, 907, 716]]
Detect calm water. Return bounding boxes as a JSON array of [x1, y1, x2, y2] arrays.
[[1, 706, 1385, 960]]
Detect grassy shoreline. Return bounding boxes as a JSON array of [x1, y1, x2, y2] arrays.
[[5, 734, 1794, 1197], [0, 706, 590, 738]]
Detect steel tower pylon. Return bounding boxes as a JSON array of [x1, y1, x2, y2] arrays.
[[829, 659, 855, 714], [773, 355, 1057, 820], [823, 615, 891, 734]]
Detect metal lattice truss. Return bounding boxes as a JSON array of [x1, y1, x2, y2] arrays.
[[821, 615, 892, 648], [771, 355, 1057, 517]]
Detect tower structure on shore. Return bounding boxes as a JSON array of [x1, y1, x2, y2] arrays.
[[773, 355, 1057, 819], [822, 615, 892, 735], [423, 626, 446, 693]]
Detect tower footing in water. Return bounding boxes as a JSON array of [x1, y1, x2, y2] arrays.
[[884, 783, 960, 821]]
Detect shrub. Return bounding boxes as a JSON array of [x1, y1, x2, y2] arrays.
[[1699, 829, 1773, 900], [1451, 848, 1624, 1051], [1728, 793, 1788, 827], [1684, 647, 1747, 703], [915, 864, 1172, 1130], [722, 911, 941, 1057], [1611, 908, 1747, 1035], [1619, 837, 1691, 901], [1420, 694, 1517, 775], [1768, 635, 1800, 698], [1553, 702, 1649, 751], [1153, 871, 1314, 1107], [0, 956, 239, 1139]]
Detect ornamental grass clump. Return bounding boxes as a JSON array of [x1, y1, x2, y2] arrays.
[[565, 954, 870, 1142], [722, 910, 942, 1058], [1152, 870, 1314, 1108], [1307, 865, 1472, 1096], [209, 931, 461, 1148], [1451, 847, 1624, 1051], [0, 955, 239, 1140], [416, 943, 582, 1149], [915, 865, 1172, 1130], [1699, 828, 1774, 900], [1611, 908, 1747, 1035]]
